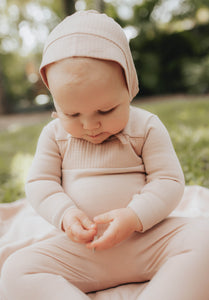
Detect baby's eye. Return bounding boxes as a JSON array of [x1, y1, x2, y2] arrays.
[[98, 107, 116, 115], [67, 113, 80, 118]]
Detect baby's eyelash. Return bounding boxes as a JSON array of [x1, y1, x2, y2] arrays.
[[67, 113, 80, 117], [98, 107, 116, 115], [63, 107, 117, 118]]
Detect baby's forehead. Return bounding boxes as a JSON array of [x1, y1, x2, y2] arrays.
[[46, 57, 127, 95], [48, 57, 123, 82]]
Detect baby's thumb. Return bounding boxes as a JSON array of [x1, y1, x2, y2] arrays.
[[94, 212, 113, 224]]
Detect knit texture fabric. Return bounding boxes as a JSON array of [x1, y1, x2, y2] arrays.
[[26, 107, 184, 232], [40, 10, 139, 100]]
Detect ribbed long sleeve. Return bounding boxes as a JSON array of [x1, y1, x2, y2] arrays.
[[26, 106, 184, 232]]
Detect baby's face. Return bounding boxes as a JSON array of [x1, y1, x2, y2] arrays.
[[46, 58, 130, 144]]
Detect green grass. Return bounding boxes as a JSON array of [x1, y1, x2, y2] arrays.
[[134, 96, 209, 188], [0, 121, 48, 203], [0, 96, 209, 203]]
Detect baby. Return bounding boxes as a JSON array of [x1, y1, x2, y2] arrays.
[[1, 10, 209, 300]]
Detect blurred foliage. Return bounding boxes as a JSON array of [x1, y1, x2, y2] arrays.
[[127, 0, 209, 95], [131, 23, 209, 95], [0, 96, 209, 203], [0, 0, 209, 114]]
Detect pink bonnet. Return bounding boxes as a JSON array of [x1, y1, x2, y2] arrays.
[[40, 10, 139, 100]]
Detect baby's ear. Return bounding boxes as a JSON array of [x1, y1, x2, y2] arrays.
[[51, 111, 58, 118]]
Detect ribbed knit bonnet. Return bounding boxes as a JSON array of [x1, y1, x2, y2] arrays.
[[40, 10, 139, 100]]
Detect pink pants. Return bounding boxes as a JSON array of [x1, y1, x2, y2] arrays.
[[1, 217, 209, 300]]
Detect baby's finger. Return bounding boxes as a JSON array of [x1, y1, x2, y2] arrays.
[[94, 212, 113, 225], [87, 223, 118, 250], [65, 221, 80, 240], [79, 214, 97, 230], [71, 222, 96, 243]]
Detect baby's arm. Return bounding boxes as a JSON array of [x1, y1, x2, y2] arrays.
[[128, 115, 185, 232], [25, 122, 77, 230]]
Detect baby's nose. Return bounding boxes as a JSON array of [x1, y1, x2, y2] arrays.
[[82, 118, 101, 130]]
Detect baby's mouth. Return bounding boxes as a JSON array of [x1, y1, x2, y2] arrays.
[[88, 133, 102, 138]]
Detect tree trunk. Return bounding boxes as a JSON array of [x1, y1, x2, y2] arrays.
[[93, 0, 105, 12], [0, 67, 8, 115], [63, 0, 76, 16]]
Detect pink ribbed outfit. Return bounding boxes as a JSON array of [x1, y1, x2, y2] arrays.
[[27, 107, 185, 231], [1, 10, 209, 300]]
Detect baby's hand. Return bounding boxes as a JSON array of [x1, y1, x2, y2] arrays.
[[62, 208, 97, 244], [86, 207, 142, 251]]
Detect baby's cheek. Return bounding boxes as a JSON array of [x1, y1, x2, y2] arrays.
[[62, 120, 81, 136], [107, 117, 127, 134]]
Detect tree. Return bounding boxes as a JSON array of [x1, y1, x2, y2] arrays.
[[62, 0, 76, 16], [92, 0, 105, 12], [0, 0, 60, 114], [0, 65, 7, 114], [127, 0, 209, 95]]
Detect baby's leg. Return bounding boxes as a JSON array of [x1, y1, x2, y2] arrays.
[[1, 234, 96, 300], [137, 217, 209, 300]]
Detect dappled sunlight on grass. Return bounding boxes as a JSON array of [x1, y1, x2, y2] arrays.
[[11, 152, 34, 189], [0, 153, 34, 203], [172, 126, 209, 186], [0, 122, 46, 203]]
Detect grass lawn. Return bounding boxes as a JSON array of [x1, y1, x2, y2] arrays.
[[0, 95, 209, 203]]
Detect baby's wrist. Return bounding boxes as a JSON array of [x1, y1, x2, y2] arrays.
[[127, 207, 143, 232]]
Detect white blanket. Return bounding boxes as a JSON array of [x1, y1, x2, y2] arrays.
[[0, 185, 209, 299]]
